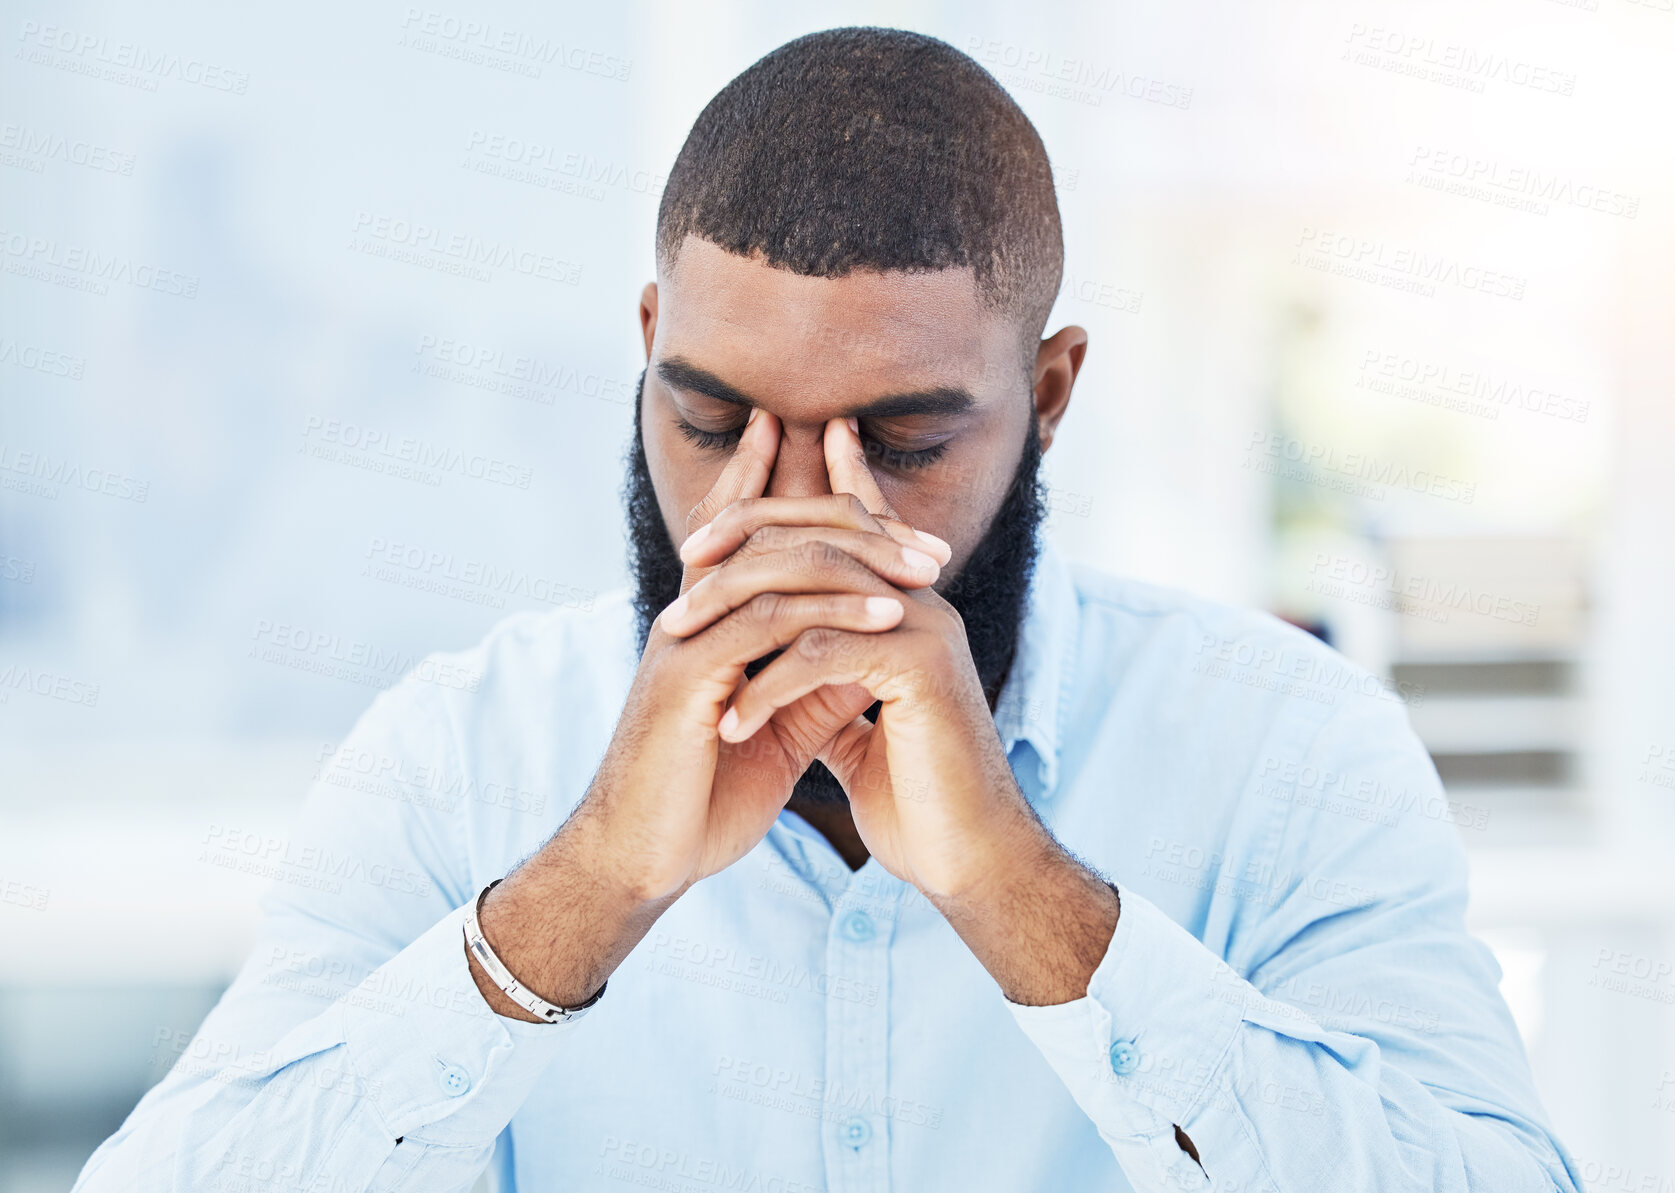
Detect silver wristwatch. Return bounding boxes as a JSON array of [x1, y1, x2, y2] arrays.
[[462, 879, 607, 1023]]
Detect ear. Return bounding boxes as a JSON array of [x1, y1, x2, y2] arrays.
[[1031, 325, 1088, 453], [639, 282, 659, 361]]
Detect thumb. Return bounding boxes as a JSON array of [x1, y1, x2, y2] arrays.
[[678, 407, 779, 593], [816, 713, 876, 793], [824, 416, 900, 521], [824, 417, 952, 565], [768, 683, 875, 769]]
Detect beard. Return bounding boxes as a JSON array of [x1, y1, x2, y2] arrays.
[[622, 369, 1046, 806]]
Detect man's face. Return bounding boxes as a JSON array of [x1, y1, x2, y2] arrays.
[[639, 238, 1035, 571], [625, 236, 1055, 805]]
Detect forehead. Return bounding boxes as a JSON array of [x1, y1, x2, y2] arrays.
[[656, 236, 1019, 402]]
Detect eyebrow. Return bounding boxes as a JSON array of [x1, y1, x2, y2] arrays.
[[656, 356, 976, 420]]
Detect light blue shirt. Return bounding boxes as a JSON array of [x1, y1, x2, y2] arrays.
[[74, 538, 1582, 1192]]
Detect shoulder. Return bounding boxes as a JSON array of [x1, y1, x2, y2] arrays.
[[1071, 560, 1318, 654], [451, 582, 638, 673], [1066, 561, 1400, 727], [1055, 563, 1462, 953], [402, 584, 639, 725], [1057, 559, 1433, 830]]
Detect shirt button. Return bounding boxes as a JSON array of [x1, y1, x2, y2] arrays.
[[439, 1063, 471, 1097], [840, 1115, 873, 1148], [1108, 1040, 1139, 1076], [839, 910, 876, 943]]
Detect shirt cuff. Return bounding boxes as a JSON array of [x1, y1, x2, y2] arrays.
[[1004, 884, 1245, 1138], [336, 902, 587, 1147]]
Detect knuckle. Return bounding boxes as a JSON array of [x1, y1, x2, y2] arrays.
[[797, 538, 850, 575], [841, 492, 869, 519], [742, 524, 791, 557], [725, 497, 760, 526], [686, 496, 748, 536], [683, 501, 715, 534], [745, 590, 789, 629], [796, 625, 842, 661]]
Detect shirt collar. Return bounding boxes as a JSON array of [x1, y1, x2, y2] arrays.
[[992, 534, 1079, 803]]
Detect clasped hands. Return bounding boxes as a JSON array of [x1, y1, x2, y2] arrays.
[[649, 407, 1043, 905], [569, 404, 1118, 1007]]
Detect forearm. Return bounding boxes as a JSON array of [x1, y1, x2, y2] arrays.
[[468, 804, 684, 1022], [931, 825, 1121, 1007], [1000, 884, 1580, 1193], [77, 1043, 407, 1193], [77, 899, 577, 1193], [1179, 1005, 1572, 1193]]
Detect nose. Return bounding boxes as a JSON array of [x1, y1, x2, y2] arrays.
[[764, 423, 834, 499]]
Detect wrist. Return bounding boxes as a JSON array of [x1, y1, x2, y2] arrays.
[[568, 787, 697, 907], [465, 881, 608, 1023], [928, 815, 1058, 918], [467, 818, 680, 1022], [554, 806, 677, 911], [923, 792, 1054, 908], [930, 832, 1120, 1007]]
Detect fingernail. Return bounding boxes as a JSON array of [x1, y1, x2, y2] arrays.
[[746, 406, 761, 426], [846, 417, 859, 434], [865, 596, 903, 621], [680, 523, 711, 559], [718, 707, 740, 739], [900, 546, 939, 573], [661, 593, 689, 626], [914, 528, 952, 560]]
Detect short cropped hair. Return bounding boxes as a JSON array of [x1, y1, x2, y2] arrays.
[[656, 27, 1064, 363]]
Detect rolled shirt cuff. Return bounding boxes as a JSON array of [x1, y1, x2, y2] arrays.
[[336, 902, 588, 1147], [1004, 884, 1246, 1140]]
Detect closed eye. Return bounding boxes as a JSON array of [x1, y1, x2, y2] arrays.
[[673, 416, 951, 472], [860, 437, 949, 472], [672, 417, 744, 453]]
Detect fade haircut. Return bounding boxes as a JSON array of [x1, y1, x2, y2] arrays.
[[656, 27, 1064, 368]]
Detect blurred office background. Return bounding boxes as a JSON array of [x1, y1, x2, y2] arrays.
[[2, 0, 1673, 1188]]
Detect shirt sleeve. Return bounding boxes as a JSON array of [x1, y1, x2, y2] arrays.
[[72, 671, 583, 1193], [1005, 688, 1585, 1193]]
